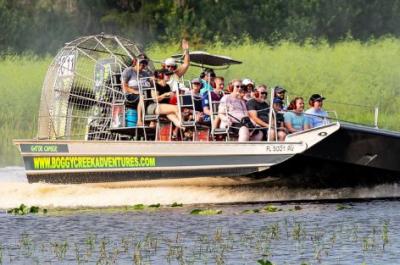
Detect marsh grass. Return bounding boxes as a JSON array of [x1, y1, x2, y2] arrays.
[[3, 204, 391, 264], [2, 38, 400, 166]]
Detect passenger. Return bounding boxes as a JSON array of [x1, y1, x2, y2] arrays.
[[188, 78, 202, 98], [305, 94, 329, 127], [284, 97, 311, 133], [274, 86, 287, 109], [200, 68, 216, 95], [182, 78, 203, 123], [202, 77, 224, 125], [246, 84, 270, 140], [272, 97, 288, 141], [147, 69, 183, 138], [214, 76, 225, 97], [218, 80, 263, 142], [164, 39, 190, 91], [121, 54, 151, 126], [242, 78, 255, 101]]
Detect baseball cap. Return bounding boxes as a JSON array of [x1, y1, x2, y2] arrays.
[[191, 78, 201, 84], [273, 97, 283, 104], [242, 79, 255, 86], [309, 94, 326, 101], [274, 86, 286, 93], [164, 58, 177, 66]]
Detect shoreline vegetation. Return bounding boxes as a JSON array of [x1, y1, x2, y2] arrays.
[[1, 38, 400, 166]]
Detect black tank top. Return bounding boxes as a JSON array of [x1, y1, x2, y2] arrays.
[[156, 83, 171, 104]]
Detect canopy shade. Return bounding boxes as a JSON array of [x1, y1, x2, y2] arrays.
[[172, 51, 241, 67]]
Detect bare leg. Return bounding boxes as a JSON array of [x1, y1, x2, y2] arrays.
[[278, 131, 287, 141], [136, 97, 144, 126], [166, 113, 181, 128], [156, 104, 181, 128], [238, 126, 250, 142]]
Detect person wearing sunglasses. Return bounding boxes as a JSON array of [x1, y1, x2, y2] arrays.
[[121, 54, 151, 127], [246, 85, 272, 140], [218, 80, 262, 142]]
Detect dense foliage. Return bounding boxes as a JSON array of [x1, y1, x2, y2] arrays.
[[2, 0, 400, 55]]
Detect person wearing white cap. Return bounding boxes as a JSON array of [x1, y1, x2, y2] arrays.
[[164, 39, 190, 91], [242, 78, 255, 101]]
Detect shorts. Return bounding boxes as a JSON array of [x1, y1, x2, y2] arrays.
[[125, 93, 140, 108], [147, 103, 157, 115]]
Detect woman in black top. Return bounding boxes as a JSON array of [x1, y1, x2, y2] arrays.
[[147, 69, 182, 132]]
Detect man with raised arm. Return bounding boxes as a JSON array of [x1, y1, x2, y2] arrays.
[[163, 39, 190, 92]]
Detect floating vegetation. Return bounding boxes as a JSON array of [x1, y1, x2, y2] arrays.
[[7, 204, 47, 215], [170, 202, 183, 207], [132, 204, 145, 210], [148, 203, 161, 208], [264, 205, 282, 213], [257, 259, 274, 265], [190, 209, 222, 215], [336, 204, 352, 210], [242, 209, 261, 214]]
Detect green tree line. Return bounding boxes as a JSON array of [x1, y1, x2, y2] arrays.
[[1, 0, 400, 54]]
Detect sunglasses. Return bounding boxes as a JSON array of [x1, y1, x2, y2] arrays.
[[139, 61, 148, 66], [260, 92, 267, 95]]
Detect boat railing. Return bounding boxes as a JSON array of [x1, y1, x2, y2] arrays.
[[325, 100, 380, 128]]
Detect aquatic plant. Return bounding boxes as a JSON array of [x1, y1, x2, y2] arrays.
[[257, 259, 273, 265], [264, 205, 282, 213], [190, 209, 222, 215], [381, 220, 390, 251], [242, 209, 261, 214], [51, 241, 68, 261], [171, 202, 183, 207], [7, 204, 47, 215], [336, 204, 352, 210], [132, 204, 145, 210]]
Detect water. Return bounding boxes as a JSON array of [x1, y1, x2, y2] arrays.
[[1, 167, 400, 264]]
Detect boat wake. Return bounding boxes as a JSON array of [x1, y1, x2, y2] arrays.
[[1, 167, 400, 209]]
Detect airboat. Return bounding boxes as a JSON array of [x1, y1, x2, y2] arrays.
[[12, 34, 342, 184]]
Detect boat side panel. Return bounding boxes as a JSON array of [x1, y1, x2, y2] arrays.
[[26, 167, 262, 184], [23, 154, 292, 173]]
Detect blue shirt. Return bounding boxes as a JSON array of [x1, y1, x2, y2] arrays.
[[201, 91, 222, 122], [305, 108, 329, 127], [284, 111, 310, 131]]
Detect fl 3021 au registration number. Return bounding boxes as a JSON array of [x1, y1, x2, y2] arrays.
[[265, 144, 295, 152]]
